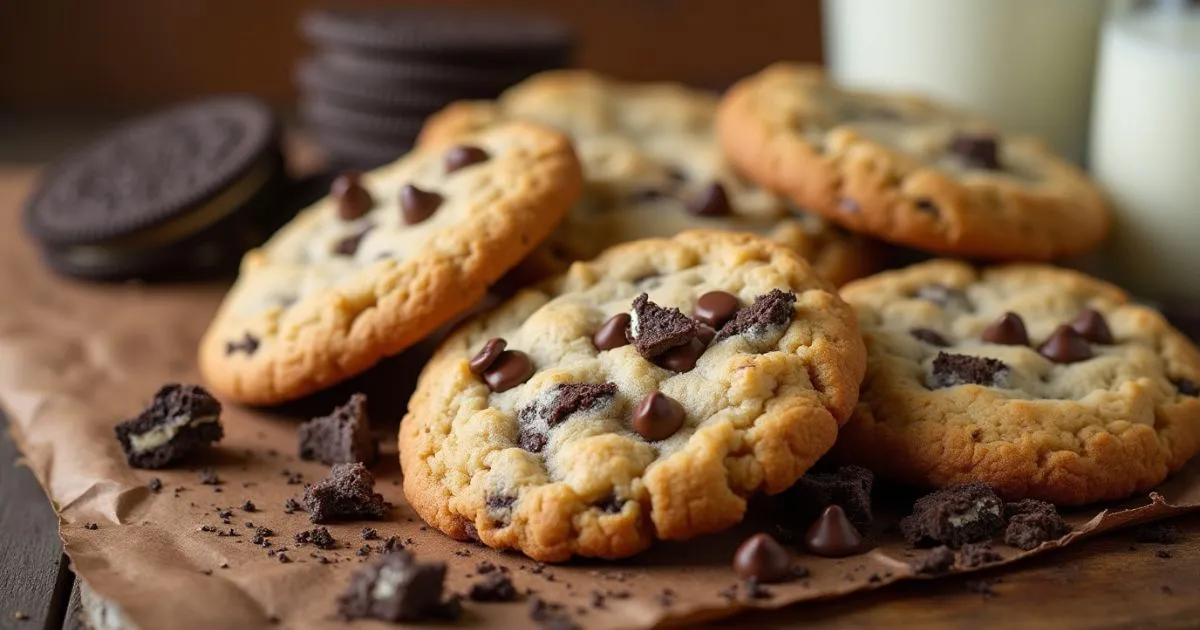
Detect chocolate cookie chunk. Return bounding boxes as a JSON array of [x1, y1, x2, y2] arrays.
[[931, 352, 1010, 389], [337, 551, 458, 622], [911, 545, 956, 575], [627, 293, 697, 358], [1003, 499, 1070, 550], [774, 465, 873, 536], [115, 384, 224, 469], [298, 393, 378, 466], [303, 463, 389, 523], [715, 289, 797, 342], [958, 541, 1002, 568], [295, 527, 337, 550], [517, 382, 618, 453], [900, 482, 1005, 549], [467, 573, 519, 602]]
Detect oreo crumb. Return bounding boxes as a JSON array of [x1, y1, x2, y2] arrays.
[[628, 293, 698, 358], [912, 546, 956, 575], [114, 384, 224, 469], [362, 527, 379, 540], [468, 573, 519, 602], [303, 463, 389, 523], [252, 527, 274, 546], [295, 527, 336, 550], [775, 464, 873, 538], [715, 289, 797, 342], [357, 545, 372, 557], [84, 522, 99, 530], [148, 478, 163, 492], [381, 536, 403, 553], [529, 597, 577, 630], [198, 468, 222, 485], [242, 500, 256, 512], [476, 561, 498, 574], [901, 482, 1005, 548], [1003, 499, 1070, 550], [743, 578, 773, 600], [959, 542, 1003, 568], [277, 552, 291, 563], [1134, 523, 1181, 545], [283, 498, 302, 514], [932, 352, 1010, 388], [298, 393, 378, 466], [1157, 549, 1173, 559]]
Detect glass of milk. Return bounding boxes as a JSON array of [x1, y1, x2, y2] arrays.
[[1090, 0, 1200, 301], [823, 0, 1105, 163]]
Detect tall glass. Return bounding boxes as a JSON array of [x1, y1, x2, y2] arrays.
[[823, 0, 1104, 163], [1090, 0, 1200, 301]]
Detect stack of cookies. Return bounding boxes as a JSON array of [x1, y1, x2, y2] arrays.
[[295, 7, 573, 169], [196, 64, 1200, 573]]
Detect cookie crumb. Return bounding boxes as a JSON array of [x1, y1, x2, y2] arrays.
[[931, 352, 1009, 388], [148, 477, 163, 493], [959, 542, 1003, 568], [1004, 499, 1070, 550], [338, 551, 457, 622], [84, 522, 99, 530], [901, 482, 1004, 548], [628, 293, 698, 358], [115, 384, 223, 469], [1134, 523, 1181, 545], [303, 463, 388, 523], [1156, 549, 1173, 559], [361, 527, 379, 540], [468, 573, 519, 602], [242, 500, 256, 512], [912, 546, 956, 575], [298, 393, 378, 466], [295, 527, 337, 550], [283, 497, 302, 514]]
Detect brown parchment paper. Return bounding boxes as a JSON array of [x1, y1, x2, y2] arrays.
[[3, 166, 1200, 630]]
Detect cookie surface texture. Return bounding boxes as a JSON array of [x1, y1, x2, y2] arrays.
[[198, 122, 582, 405], [400, 231, 866, 561], [716, 63, 1109, 260], [418, 70, 875, 287], [835, 260, 1200, 505]]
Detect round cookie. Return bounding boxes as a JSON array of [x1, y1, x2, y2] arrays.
[[716, 63, 1110, 261], [835, 260, 1200, 505], [400, 231, 866, 561], [418, 70, 878, 287], [198, 122, 583, 405]]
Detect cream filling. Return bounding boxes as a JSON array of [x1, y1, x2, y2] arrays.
[[947, 503, 1001, 528], [130, 414, 219, 453], [371, 565, 405, 600]]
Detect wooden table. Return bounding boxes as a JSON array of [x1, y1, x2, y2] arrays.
[[1, 146, 1199, 630]]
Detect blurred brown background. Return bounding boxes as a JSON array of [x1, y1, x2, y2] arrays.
[[0, 0, 823, 113]]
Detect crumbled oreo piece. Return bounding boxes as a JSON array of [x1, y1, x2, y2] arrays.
[[303, 463, 389, 523], [1003, 499, 1070, 550], [1134, 523, 1181, 545], [298, 393, 378, 466], [529, 597, 577, 630], [115, 384, 224, 469], [226, 333, 261, 356], [337, 551, 456, 622], [714, 289, 797, 342], [198, 468, 222, 486], [900, 482, 1005, 549], [283, 497, 302, 514], [521, 382, 617, 429], [959, 542, 1002, 568], [362, 527, 379, 540], [950, 133, 1000, 170], [468, 572, 519, 602], [912, 545, 956, 575], [931, 352, 1010, 389], [242, 500, 256, 512], [148, 477, 163, 493], [1175, 379, 1200, 397], [627, 293, 697, 358], [775, 465, 873, 537], [295, 527, 337, 550]]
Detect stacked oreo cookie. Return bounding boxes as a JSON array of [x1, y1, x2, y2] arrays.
[[296, 7, 573, 169], [22, 96, 301, 282]]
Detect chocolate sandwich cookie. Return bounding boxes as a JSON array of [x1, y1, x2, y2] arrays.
[[319, 50, 554, 93], [300, 7, 573, 61], [296, 57, 499, 115], [22, 96, 287, 281], [115, 384, 224, 469], [300, 93, 427, 142]]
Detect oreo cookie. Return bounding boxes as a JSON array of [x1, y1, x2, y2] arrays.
[[308, 129, 415, 171], [300, 8, 573, 60], [320, 50, 555, 91], [22, 96, 289, 281], [295, 57, 491, 115], [300, 93, 427, 141]]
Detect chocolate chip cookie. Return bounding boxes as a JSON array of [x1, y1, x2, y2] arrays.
[[834, 260, 1200, 505], [716, 63, 1110, 260], [198, 122, 582, 404], [399, 231, 866, 561], [418, 70, 877, 287]]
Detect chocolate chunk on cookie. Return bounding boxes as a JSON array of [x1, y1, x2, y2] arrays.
[[298, 393, 378, 466], [337, 551, 457, 622], [400, 231, 866, 561], [303, 463, 389, 523], [115, 384, 224, 469], [1003, 499, 1070, 550], [714, 289, 797, 342], [931, 352, 1010, 389], [900, 482, 1005, 549], [628, 293, 697, 358]]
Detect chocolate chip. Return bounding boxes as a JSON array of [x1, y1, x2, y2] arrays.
[[715, 289, 797, 342], [1038, 325, 1093, 364], [399, 184, 443, 225], [225, 332, 259, 356], [732, 533, 792, 583], [916, 284, 971, 311], [912, 545, 956, 575], [482, 350, 535, 393], [654, 337, 706, 372], [628, 294, 698, 358], [593, 314, 631, 351], [911, 328, 949, 347], [804, 505, 865, 558], [932, 352, 1009, 388], [915, 198, 939, 215], [1003, 499, 1070, 550], [950, 133, 1000, 170], [468, 338, 507, 375], [1069, 309, 1114, 344], [982, 312, 1029, 346], [1176, 379, 1200, 397], [687, 182, 732, 216], [696, 324, 716, 345], [332, 173, 374, 220], [333, 224, 375, 256], [693, 291, 740, 328], [900, 482, 1005, 549], [632, 391, 685, 441], [444, 145, 490, 174]]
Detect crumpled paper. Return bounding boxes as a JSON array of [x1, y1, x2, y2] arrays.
[[2, 167, 1199, 630]]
